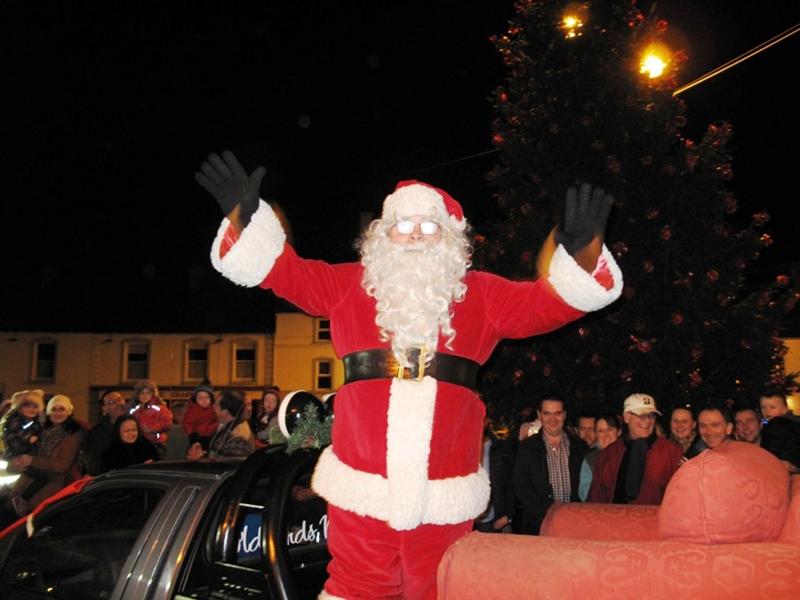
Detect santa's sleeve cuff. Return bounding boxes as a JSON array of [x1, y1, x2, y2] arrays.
[[548, 244, 623, 312], [210, 200, 286, 287]]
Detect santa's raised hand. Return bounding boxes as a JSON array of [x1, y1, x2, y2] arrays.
[[195, 150, 266, 233], [555, 183, 613, 272]]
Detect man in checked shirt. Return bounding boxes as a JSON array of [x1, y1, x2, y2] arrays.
[[514, 393, 589, 534]]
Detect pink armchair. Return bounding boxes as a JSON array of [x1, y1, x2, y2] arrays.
[[438, 442, 800, 599]]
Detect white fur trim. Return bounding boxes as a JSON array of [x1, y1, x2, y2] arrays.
[[317, 591, 345, 600], [311, 447, 490, 529], [210, 200, 286, 287], [382, 184, 449, 222], [547, 244, 623, 312], [385, 376, 437, 529]]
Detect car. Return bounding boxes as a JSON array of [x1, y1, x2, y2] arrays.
[[0, 445, 330, 599]]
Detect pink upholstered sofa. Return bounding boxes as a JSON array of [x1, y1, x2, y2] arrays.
[[438, 441, 800, 599]]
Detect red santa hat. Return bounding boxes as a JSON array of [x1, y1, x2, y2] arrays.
[[381, 180, 465, 226]]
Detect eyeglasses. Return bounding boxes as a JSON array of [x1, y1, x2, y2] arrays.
[[393, 220, 440, 235]]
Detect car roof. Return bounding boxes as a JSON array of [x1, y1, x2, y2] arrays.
[[88, 458, 245, 484]]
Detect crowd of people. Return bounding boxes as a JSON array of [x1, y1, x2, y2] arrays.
[[0, 380, 286, 521], [480, 390, 800, 535], [2, 380, 798, 534]]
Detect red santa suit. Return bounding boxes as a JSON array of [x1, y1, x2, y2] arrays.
[[211, 182, 622, 600]]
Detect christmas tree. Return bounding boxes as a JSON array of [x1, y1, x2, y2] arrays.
[[478, 0, 798, 420]]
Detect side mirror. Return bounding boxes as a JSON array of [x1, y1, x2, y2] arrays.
[[278, 391, 326, 438], [321, 393, 335, 418]]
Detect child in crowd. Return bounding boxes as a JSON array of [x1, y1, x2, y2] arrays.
[[0, 390, 49, 515], [183, 384, 217, 450]]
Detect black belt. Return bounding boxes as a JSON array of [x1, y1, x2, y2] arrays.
[[343, 348, 479, 391]]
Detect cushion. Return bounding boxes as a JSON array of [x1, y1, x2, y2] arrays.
[[659, 441, 789, 544], [541, 502, 660, 541]]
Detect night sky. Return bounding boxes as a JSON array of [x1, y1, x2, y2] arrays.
[[5, 1, 800, 334]]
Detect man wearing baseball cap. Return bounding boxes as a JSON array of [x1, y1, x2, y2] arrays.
[[196, 151, 624, 600], [588, 393, 682, 505]]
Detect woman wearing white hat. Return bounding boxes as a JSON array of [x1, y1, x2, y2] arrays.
[[8, 395, 85, 514]]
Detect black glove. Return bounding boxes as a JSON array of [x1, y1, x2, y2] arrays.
[[554, 183, 613, 256], [194, 150, 266, 226]]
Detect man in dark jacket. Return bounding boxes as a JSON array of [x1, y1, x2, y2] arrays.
[[514, 394, 588, 534]]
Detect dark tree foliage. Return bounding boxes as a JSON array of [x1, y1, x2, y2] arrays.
[[477, 0, 798, 423]]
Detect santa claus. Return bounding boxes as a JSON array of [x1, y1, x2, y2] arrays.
[[196, 151, 622, 600]]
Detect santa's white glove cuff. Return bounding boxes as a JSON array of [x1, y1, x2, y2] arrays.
[[548, 244, 623, 312], [210, 200, 286, 287]]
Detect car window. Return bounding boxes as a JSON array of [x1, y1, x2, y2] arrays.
[[178, 449, 328, 600], [236, 471, 327, 566], [0, 485, 165, 600]]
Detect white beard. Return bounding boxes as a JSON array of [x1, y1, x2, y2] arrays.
[[360, 228, 469, 366]]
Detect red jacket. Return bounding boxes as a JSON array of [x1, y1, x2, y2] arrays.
[[183, 401, 218, 438], [588, 436, 682, 504], [130, 399, 173, 446], [213, 202, 623, 530]]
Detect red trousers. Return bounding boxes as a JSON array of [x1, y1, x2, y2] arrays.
[[324, 505, 472, 600]]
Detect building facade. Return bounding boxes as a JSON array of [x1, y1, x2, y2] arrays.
[[3, 326, 798, 424], [0, 331, 275, 423]]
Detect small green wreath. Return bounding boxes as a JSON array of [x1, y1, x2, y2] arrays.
[[269, 403, 333, 453]]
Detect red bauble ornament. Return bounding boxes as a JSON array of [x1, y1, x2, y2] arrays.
[[706, 269, 719, 282], [671, 312, 684, 325], [759, 234, 774, 247], [643, 260, 654, 273], [660, 226, 672, 241], [646, 208, 659, 220], [776, 274, 790, 286], [492, 133, 505, 145], [689, 369, 702, 387]]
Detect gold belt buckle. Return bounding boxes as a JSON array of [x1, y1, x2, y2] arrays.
[[394, 346, 427, 381]]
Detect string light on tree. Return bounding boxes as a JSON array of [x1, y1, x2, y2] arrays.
[[639, 43, 671, 78], [561, 3, 589, 39]]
